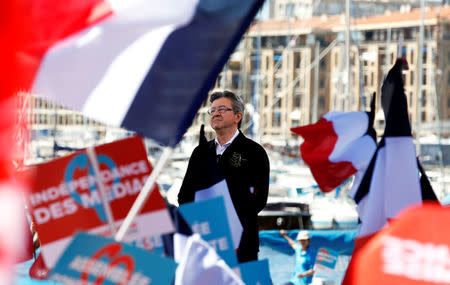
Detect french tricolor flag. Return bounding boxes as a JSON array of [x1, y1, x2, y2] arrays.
[[17, 0, 264, 146], [342, 59, 439, 284], [291, 97, 377, 192]]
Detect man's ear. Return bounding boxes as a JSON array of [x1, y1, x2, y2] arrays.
[[234, 112, 242, 124]]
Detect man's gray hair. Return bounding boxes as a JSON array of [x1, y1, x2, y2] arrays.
[[209, 90, 244, 115], [209, 90, 244, 128]]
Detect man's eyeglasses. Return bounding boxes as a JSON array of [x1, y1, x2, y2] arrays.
[[207, 106, 233, 115]]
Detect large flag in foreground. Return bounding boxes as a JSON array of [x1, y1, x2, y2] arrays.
[[343, 59, 439, 284], [0, 2, 35, 283], [291, 95, 377, 192], [17, 0, 264, 146]]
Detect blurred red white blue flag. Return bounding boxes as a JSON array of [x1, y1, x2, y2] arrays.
[[291, 97, 377, 192], [16, 0, 264, 146]]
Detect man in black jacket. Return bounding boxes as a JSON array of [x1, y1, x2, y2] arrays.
[[178, 90, 270, 263]]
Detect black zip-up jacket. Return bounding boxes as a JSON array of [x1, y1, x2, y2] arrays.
[[178, 131, 270, 262]]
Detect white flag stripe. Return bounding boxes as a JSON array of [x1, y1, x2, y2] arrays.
[[324, 111, 369, 160], [384, 137, 421, 218], [357, 138, 422, 237], [32, 0, 198, 126], [83, 25, 175, 125], [358, 147, 387, 237], [175, 234, 244, 285], [329, 134, 377, 168], [173, 233, 190, 263]]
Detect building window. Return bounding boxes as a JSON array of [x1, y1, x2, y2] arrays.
[[285, 3, 295, 17], [274, 52, 282, 65], [272, 112, 281, 127], [402, 47, 407, 57], [293, 94, 301, 107], [275, 78, 282, 89], [274, 99, 281, 108], [410, 71, 414, 85], [380, 54, 386, 66], [294, 53, 301, 69], [319, 96, 325, 109], [232, 74, 239, 89], [319, 79, 326, 89], [409, 92, 413, 108]]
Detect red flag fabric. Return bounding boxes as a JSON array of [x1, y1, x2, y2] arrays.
[[0, 1, 34, 283], [291, 111, 376, 192], [344, 204, 450, 285]]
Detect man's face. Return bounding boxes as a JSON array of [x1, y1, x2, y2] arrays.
[[210, 97, 241, 131]]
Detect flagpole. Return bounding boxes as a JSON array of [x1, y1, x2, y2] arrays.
[[86, 146, 116, 236], [115, 146, 174, 242]]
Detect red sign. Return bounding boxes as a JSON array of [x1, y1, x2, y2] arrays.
[[22, 136, 174, 267], [344, 203, 449, 285]]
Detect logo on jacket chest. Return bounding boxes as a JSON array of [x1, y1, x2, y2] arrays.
[[229, 152, 247, 168]]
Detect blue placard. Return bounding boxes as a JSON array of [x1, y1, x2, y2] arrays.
[[239, 259, 272, 285], [127, 234, 165, 257], [48, 232, 177, 285], [315, 247, 339, 269], [314, 247, 341, 281], [178, 196, 238, 267]]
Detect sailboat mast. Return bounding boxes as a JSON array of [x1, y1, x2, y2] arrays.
[[416, 0, 425, 156], [312, 41, 320, 122], [253, 18, 262, 144], [345, 0, 351, 111]]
